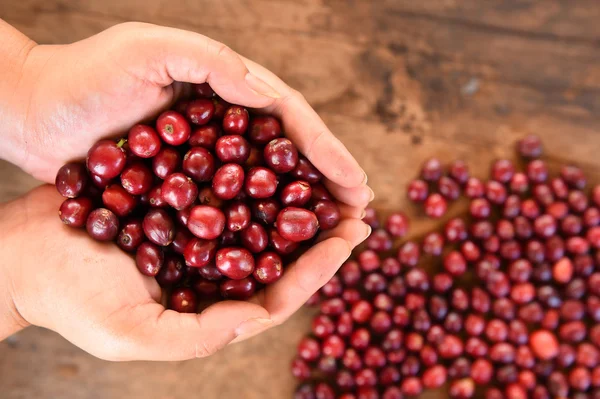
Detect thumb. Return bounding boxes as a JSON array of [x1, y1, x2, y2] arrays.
[[117, 300, 271, 361], [112, 23, 280, 107]]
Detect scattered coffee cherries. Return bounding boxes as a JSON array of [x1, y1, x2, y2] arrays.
[[293, 136, 600, 399], [55, 83, 340, 312]]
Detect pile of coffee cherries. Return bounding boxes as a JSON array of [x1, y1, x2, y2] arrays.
[[55, 83, 340, 312], [292, 135, 600, 399]]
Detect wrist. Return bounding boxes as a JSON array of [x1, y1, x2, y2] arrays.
[[0, 20, 37, 170], [0, 201, 30, 340]]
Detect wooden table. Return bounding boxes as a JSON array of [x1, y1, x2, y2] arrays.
[[1, 1, 600, 398]]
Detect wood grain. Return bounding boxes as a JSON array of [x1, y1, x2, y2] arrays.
[[1, 1, 599, 398]]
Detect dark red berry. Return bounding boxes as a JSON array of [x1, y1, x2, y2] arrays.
[[136, 242, 164, 276], [156, 111, 191, 145], [56, 162, 88, 198], [212, 164, 245, 200], [170, 288, 197, 313], [117, 218, 144, 252], [186, 98, 214, 125], [183, 147, 216, 182], [264, 138, 299, 173], [59, 197, 94, 228], [128, 124, 161, 158], [86, 208, 119, 241], [223, 105, 249, 135], [152, 147, 181, 179], [276, 207, 319, 242], [86, 139, 126, 179]]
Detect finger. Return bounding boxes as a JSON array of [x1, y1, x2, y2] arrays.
[[114, 23, 279, 108], [338, 203, 365, 219], [260, 237, 355, 325], [323, 178, 374, 208], [232, 219, 370, 343], [316, 218, 372, 247], [115, 300, 270, 361], [239, 56, 367, 189]]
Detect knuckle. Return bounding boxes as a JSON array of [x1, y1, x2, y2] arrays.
[[195, 341, 218, 358], [214, 42, 235, 58]]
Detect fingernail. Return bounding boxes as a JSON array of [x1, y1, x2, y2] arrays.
[[368, 187, 375, 202], [361, 172, 368, 185], [364, 224, 372, 240], [245, 73, 281, 99], [235, 317, 274, 338], [360, 209, 367, 219]]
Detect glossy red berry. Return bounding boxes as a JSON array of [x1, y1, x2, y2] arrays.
[[245, 167, 278, 198], [223, 105, 249, 135], [120, 162, 153, 195], [276, 207, 319, 242], [170, 288, 197, 313], [128, 124, 161, 158], [86, 139, 127, 179], [56, 162, 88, 198], [86, 208, 119, 241], [264, 138, 299, 173], [186, 98, 214, 125], [188, 205, 226, 240], [161, 173, 198, 210], [136, 242, 164, 276], [183, 147, 216, 182], [152, 147, 181, 179], [156, 111, 191, 145], [212, 164, 245, 200], [59, 197, 94, 227], [216, 247, 255, 279]]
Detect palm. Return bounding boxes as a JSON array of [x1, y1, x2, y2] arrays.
[[24, 42, 177, 183]]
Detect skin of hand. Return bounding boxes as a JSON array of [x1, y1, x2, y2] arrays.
[[0, 21, 374, 360]]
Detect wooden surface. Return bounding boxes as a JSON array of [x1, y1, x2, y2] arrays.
[[1, 1, 600, 398]]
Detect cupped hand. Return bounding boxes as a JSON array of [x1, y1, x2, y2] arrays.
[[2, 186, 368, 361], [1, 22, 374, 360]]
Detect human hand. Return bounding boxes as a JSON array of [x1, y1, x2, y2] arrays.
[[0, 185, 369, 360], [0, 22, 373, 360]]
